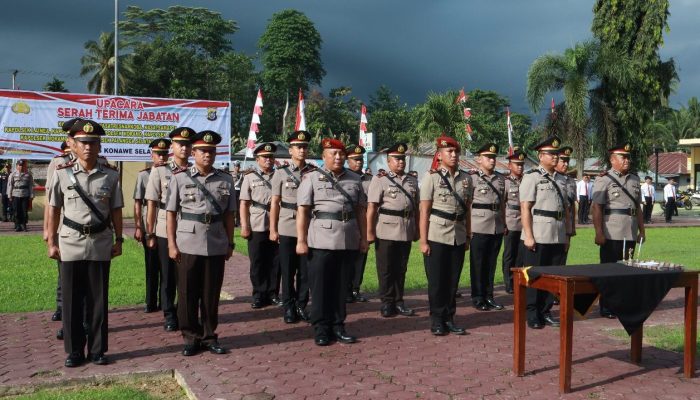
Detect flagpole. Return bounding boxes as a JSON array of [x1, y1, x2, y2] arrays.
[[114, 0, 119, 96]]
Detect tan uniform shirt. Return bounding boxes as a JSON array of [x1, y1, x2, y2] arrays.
[[48, 161, 123, 261], [519, 167, 567, 244], [591, 168, 642, 241], [46, 154, 74, 202], [468, 170, 505, 235], [165, 166, 236, 256], [297, 168, 367, 250], [133, 168, 150, 231], [419, 168, 472, 246], [562, 175, 577, 235], [270, 163, 316, 237], [367, 171, 419, 241], [240, 168, 275, 232], [145, 160, 189, 238], [505, 175, 523, 232], [7, 171, 34, 198]]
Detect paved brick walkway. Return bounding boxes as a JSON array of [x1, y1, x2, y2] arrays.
[[1, 247, 698, 399]]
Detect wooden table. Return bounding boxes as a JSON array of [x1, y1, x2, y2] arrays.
[[512, 267, 698, 394]]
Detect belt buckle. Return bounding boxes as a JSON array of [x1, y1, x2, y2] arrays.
[[403, 209, 410, 219], [341, 210, 349, 222], [491, 203, 499, 212], [630, 208, 637, 216], [556, 210, 563, 220], [453, 213, 460, 222], [204, 213, 212, 224], [82, 224, 92, 235]]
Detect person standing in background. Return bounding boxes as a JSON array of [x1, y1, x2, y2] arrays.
[[344, 144, 372, 303], [576, 175, 592, 224], [7, 159, 34, 231], [663, 176, 677, 223], [501, 148, 525, 294], [640, 176, 655, 224]]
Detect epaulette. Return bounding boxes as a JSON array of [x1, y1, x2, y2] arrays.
[[244, 168, 256, 175], [525, 168, 539, 174], [377, 169, 387, 177], [153, 162, 166, 168], [56, 160, 75, 170], [277, 163, 290, 169], [306, 163, 317, 170], [408, 170, 418, 177], [103, 163, 118, 171], [173, 168, 188, 175], [467, 169, 478, 175], [139, 167, 151, 172], [429, 169, 438, 174], [599, 171, 608, 177]]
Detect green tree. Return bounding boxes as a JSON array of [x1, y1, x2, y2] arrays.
[[306, 87, 360, 143], [258, 10, 325, 135], [411, 90, 466, 146], [80, 31, 132, 94], [43, 77, 68, 93], [592, 1, 678, 169], [367, 85, 412, 150], [466, 89, 532, 153]]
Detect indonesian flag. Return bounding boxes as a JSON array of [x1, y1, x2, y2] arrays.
[[551, 98, 556, 114], [245, 89, 263, 158], [359, 104, 367, 146], [295, 88, 306, 131], [506, 107, 514, 156], [456, 88, 468, 104], [464, 108, 472, 119]]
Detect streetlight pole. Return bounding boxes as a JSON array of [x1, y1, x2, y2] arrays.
[[654, 146, 660, 190], [11, 70, 18, 90]]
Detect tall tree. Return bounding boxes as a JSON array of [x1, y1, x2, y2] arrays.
[[592, 1, 678, 169], [411, 91, 466, 146], [258, 10, 325, 135], [367, 85, 412, 150], [80, 31, 132, 95], [43, 77, 68, 93], [466, 89, 532, 153]]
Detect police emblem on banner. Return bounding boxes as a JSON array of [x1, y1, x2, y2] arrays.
[[207, 107, 218, 121]]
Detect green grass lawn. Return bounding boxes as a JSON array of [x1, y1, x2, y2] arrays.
[[610, 324, 700, 354], [1, 226, 699, 313]]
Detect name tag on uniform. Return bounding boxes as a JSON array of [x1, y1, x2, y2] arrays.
[[67, 186, 74, 190], [185, 184, 196, 188]]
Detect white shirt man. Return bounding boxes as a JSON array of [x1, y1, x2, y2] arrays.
[[663, 178, 677, 223]]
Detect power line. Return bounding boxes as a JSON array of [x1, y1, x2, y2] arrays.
[[0, 69, 80, 80]]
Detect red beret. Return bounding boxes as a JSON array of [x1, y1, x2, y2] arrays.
[[436, 135, 460, 152], [321, 138, 346, 152]]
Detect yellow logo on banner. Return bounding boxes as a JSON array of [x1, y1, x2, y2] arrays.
[[11, 102, 30, 114]]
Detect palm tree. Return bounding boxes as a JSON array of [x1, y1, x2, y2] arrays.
[[80, 31, 132, 95], [412, 91, 467, 146]]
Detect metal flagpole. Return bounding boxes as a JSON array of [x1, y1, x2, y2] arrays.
[[114, 0, 119, 96]]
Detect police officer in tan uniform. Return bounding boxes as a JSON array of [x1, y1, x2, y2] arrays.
[[520, 135, 568, 329], [366, 143, 418, 318], [145, 127, 194, 331], [134, 138, 170, 313], [555, 146, 577, 262], [591, 142, 645, 319], [240, 142, 278, 309], [0, 163, 9, 222], [468, 143, 506, 311], [7, 159, 34, 231], [296, 138, 368, 346], [419, 135, 472, 336], [502, 148, 526, 294], [166, 130, 235, 356], [345, 144, 371, 303], [270, 131, 316, 323], [46, 119, 124, 367]]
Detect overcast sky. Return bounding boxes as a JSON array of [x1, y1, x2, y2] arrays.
[[1, 0, 697, 125]]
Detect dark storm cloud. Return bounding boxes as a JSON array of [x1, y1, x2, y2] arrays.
[[0, 0, 696, 117]]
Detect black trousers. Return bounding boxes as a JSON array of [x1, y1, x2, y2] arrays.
[[279, 235, 309, 308], [1, 195, 9, 219], [308, 248, 351, 336], [61, 260, 110, 356], [348, 250, 368, 292], [156, 237, 177, 323], [469, 233, 503, 302], [578, 196, 589, 223], [55, 260, 62, 310], [11, 196, 28, 225], [643, 196, 653, 222], [599, 239, 634, 315], [247, 231, 279, 301], [375, 239, 412, 306], [142, 237, 161, 309], [424, 240, 465, 327], [501, 230, 522, 292], [665, 196, 676, 222], [522, 242, 565, 324], [177, 253, 225, 345]]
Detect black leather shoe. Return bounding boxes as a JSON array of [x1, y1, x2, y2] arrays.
[[284, 307, 298, 324], [144, 305, 159, 313], [445, 321, 467, 335], [552, 298, 560, 305], [600, 312, 617, 319], [182, 344, 199, 356], [527, 321, 544, 329], [505, 288, 514, 294], [543, 314, 560, 327], [474, 300, 490, 311], [333, 329, 357, 344], [455, 291, 463, 298], [64, 353, 85, 368], [396, 304, 415, 316], [164, 322, 178, 332], [314, 335, 331, 346], [271, 296, 283, 307], [90, 353, 109, 365], [296, 305, 310, 322], [431, 325, 447, 336], [56, 328, 64, 340], [380, 304, 397, 318], [485, 298, 504, 310], [205, 342, 227, 354], [353, 291, 369, 303], [51, 309, 62, 321], [251, 299, 265, 309], [345, 293, 356, 303]]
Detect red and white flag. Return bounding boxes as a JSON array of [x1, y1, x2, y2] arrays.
[[245, 88, 263, 158], [550, 98, 556, 114], [456, 88, 468, 104], [295, 89, 306, 131], [506, 107, 514, 156], [359, 104, 368, 146]]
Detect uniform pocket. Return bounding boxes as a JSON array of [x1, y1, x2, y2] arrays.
[[177, 220, 196, 233], [319, 220, 332, 229], [429, 214, 447, 226]]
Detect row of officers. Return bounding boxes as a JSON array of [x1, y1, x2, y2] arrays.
[[44, 118, 644, 368]]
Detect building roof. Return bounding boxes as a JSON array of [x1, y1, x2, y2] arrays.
[[647, 152, 688, 175]]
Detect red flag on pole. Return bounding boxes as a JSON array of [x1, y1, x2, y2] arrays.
[[295, 89, 306, 131], [456, 88, 468, 104], [550, 98, 555, 114], [359, 104, 368, 146], [246, 89, 263, 158], [506, 107, 514, 156]]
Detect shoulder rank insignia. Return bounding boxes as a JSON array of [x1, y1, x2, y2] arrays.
[[56, 160, 75, 170]]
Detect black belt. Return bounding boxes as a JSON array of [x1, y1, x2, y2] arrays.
[[158, 202, 166, 210], [280, 201, 297, 210], [472, 203, 500, 211], [605, 208, 637, 216], [430, 208, 465, 222], [379, 207, 413, 218], [62, 217, 109, 235], [180, 212, 223, 224], [313, 210, 355, 222], [251, 200, 270, 211], [533, 209, 563, 220], [16, 185, 28, 189], [507, 204, 521, 211]]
